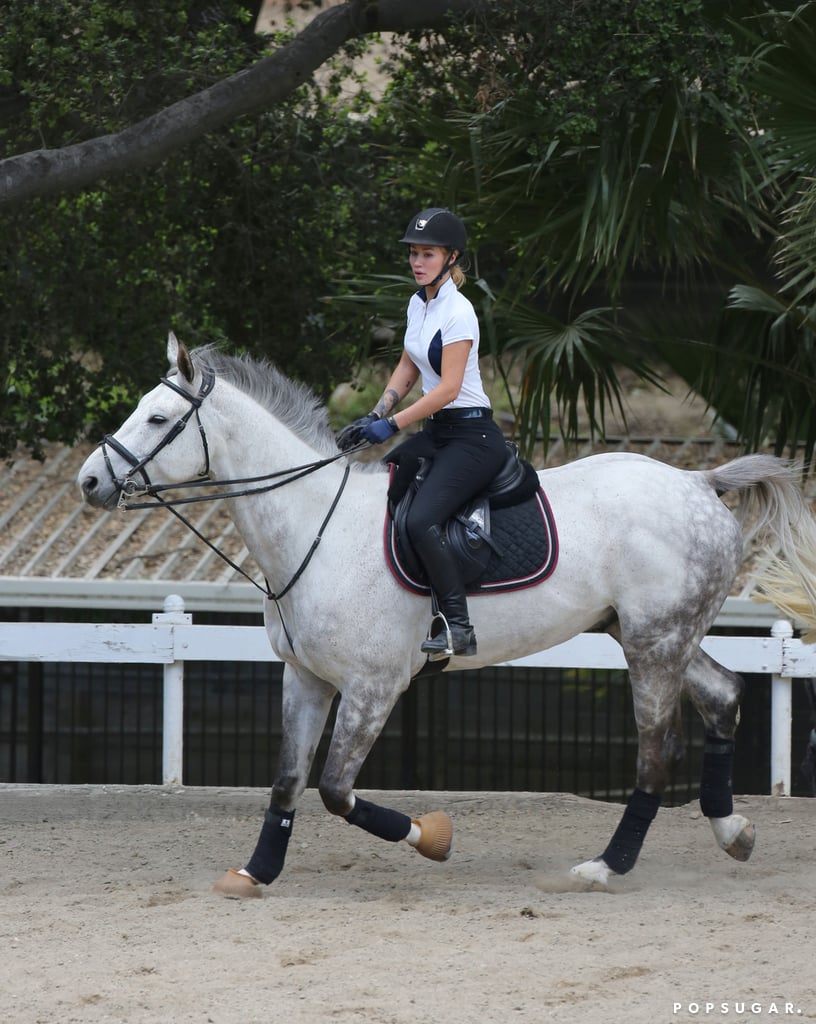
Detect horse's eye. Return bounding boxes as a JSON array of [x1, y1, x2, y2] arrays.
[[149, 414, 167, 425]]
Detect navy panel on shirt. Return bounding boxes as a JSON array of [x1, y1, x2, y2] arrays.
[[428, 329, 443, 375]]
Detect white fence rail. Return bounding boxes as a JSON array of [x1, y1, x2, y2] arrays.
[[2, 595, 814, 794]]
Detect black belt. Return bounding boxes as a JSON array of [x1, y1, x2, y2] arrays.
[[429, 407, 492, 422]]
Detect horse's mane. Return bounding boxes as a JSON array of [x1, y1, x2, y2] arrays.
[[190, 344, 340, 458]]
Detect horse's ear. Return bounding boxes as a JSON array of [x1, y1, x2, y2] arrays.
[[167, 331, 195, 384]]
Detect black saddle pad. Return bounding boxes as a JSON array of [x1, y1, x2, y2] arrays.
[[384, 481, 559, 596]]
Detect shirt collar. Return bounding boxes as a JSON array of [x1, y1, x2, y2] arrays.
[[416, 275, 455, 305]]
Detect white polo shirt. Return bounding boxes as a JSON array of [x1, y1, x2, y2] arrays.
[[403, 277, 491, 408]]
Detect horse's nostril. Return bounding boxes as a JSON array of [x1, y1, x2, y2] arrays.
[[82, 476, 97, 495]]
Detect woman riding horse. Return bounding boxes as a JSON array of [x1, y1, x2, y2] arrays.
[[337, 208, 507, 659]]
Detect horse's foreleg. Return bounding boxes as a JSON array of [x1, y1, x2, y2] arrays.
[[318, 686, 453, 863], [684, 650, 756, 861], [344, 798, 453, 861], [213, 666, 336, 898]]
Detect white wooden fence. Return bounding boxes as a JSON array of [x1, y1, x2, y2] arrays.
[[2, 594, 814, 794]]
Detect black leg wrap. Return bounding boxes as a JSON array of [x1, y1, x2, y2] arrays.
[[700, 734, 735, 818], [344, 796, 412, 842], [601, 788, 661, 875], [244, 803, 295, 885]]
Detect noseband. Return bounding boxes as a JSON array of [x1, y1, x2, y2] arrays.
[[100, 369, 216, 498]]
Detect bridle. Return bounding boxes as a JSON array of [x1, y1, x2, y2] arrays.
[[100, 370, 216, 499], [97, 368, 359, 653]]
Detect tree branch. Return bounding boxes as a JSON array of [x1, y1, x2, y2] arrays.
[[0, 0, 486, 207]]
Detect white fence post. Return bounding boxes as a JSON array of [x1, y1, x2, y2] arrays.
[[770, 619, 794, 797], [152, 594, 191, 786]]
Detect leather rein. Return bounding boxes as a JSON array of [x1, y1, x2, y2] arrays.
[[97, 370, 360, 651]]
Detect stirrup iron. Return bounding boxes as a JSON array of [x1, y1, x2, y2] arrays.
[[422, 611, 454, 661], [421, 612, 477, 660]]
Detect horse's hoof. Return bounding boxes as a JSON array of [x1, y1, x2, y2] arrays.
[[412, 811, 453, 862], [569, 857, 612, 890], [724, 821, 756, 862], [212, 868, 262, 899], [710, 814, 756, 862]]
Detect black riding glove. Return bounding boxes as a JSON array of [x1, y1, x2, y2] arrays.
[[336, 413, 379, 451]]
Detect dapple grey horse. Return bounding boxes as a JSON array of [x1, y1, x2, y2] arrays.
[[78, 335, 816, 896]]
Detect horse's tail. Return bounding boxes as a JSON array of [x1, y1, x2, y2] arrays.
[[705, 453, 816, 638]]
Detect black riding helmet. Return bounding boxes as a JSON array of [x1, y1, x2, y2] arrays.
[[400, 208, 467, 256], [400, 208, 467, 290]]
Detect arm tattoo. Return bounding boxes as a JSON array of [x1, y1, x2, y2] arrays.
[[373, 388, 400, 418]]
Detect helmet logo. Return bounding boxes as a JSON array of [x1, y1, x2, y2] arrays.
[[416, 218, 428, 230]]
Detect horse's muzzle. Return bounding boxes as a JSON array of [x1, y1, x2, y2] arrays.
[[78, 461, 122, 511]]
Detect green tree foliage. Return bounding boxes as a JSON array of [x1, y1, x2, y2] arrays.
[[5, 0, 816, 467], [361, 0, 789, 454], [699, 5, 816, 466], [0, 1, 389, 458]]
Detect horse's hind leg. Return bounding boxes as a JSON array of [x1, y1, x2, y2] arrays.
[[571, 638, 686, 888], [213, 664, 336, 898], [684, 649, 756, 861]]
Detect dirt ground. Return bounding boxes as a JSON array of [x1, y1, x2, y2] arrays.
[[1, 786, 814, 1024]]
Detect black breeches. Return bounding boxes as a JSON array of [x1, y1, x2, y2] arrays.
[[404, 418, 507, 545]]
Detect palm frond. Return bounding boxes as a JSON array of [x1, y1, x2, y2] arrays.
[[697, 283, 816, 466], [501, 305, 664, 457], [751, 9, 816, 172]]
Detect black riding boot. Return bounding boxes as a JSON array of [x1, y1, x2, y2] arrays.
[[414, 525, 477, 658]]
